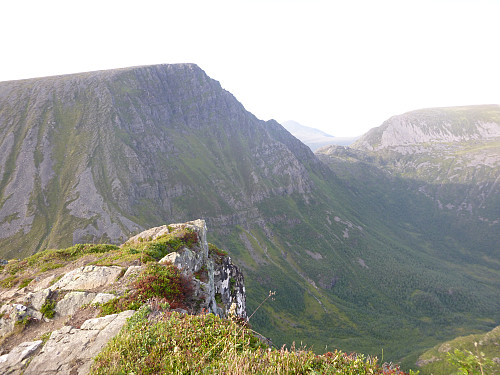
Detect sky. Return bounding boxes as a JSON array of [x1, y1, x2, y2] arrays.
[[1, 0, 499, 137]]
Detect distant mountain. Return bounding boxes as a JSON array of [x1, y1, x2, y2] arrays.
[[0, 67, 498, 369], [351, 105, 500, 223], [281, 120, 357, 150], [354, 105, 500, 150]]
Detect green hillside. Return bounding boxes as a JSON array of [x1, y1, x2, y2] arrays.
[[416, 325, 500, 375], [0, 67, 498, 370]]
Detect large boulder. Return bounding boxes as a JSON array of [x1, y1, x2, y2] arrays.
[[49, 265, 123, 291]]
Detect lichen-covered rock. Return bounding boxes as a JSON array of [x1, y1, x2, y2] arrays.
[[0, 304, 29, 338], [17, 289, 50, 311], [213, 255, 246, 318], [91, 293, 117, 305], [23, 310, 135, 375], [49, 265, 122, 291], [122, 265, 143, 281], [55, 291, 97, 317], [29, 275, 56, 292]]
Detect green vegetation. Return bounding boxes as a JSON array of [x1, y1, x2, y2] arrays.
[[37, 331, 52, 345], [0, 275, 19, 288], [0, 69, 498, 373], [99, 262, 192, 316], [447, 347, 494, 375], [130, 227, 198, 261], [18, 277, 33, 288], [40, 299, 56, 319], [15, 314, 33, 328], [209, 242, 228, 257], [3, 244, 120, 276], [92, 305, 417, 375], [0, 229, 199, 284], [417, 326, 500, 375]]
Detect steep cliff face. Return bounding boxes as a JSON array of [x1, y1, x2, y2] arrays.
[[0, 220, 246, 374], [0, 64, 316, 258]]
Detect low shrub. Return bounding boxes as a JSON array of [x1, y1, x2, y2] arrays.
[[18, 278, 34, 288], [99, 262, 193, 316], [40, 299, 56, 319], [208, 243, 228, 257], [0, 275, 19, 288]]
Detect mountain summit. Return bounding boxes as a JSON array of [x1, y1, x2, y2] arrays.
[[0, 64, 316, 258]]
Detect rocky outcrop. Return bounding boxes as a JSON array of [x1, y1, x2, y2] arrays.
[[0, 220, 247, 374], [127, 219, 246, 318], [50, 265, 123, 291], [1, 310, 135, 375], [0, 340, 43, 375]]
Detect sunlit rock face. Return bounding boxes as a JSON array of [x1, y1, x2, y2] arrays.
[[140, 219, 247, 319]]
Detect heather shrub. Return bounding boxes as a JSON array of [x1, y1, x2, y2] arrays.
[[99, 262, 193, 316]]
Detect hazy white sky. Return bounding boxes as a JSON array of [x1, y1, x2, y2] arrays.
[[1, 0, 499, 136]]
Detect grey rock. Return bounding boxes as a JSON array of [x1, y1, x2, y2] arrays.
[[24, 310, 135, 375], [139, 219, 246, 318], [213, 255, 247, 318], [0, 340, 43, 375], [17, 289, 50, 311], [0, 304, 29, 338], [121, 265, 143, 281], [55, 291, 96, 317], [161, 247, 200, 272], [50, 265, 122, 291], [26, 308, 43, 321], [0, 288, 24, 301], [91, 293, 117, 305], [30, 275, 56, 292]]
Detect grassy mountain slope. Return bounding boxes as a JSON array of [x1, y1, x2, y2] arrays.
[[316, 144, 500, 368], [316, 106, 500, 366], [0, 68, 498, 369], [416, 325, 500, 375]]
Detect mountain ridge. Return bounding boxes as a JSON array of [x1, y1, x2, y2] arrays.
[[0, 63, 320, 257], [347, 105, 500, 224], [0, 65, 499, 369], [354, 105, 500, 151]]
